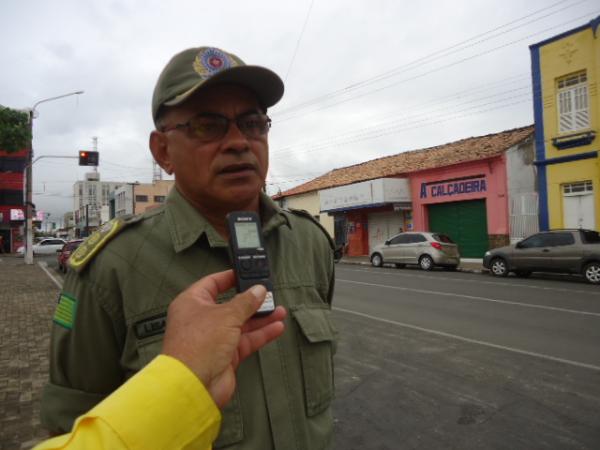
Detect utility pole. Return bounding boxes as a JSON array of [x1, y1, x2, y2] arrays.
[[24, 90, 84, 264]]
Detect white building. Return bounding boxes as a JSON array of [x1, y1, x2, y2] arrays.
[[73, 172, 122, 236]]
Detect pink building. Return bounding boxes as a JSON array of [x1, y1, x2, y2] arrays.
[[277, 126, 537, 258]]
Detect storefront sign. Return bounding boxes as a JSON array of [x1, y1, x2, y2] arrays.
[[10, 209, 24, 221], [419, 177, 487, 199], [321, 178, 411, 212]]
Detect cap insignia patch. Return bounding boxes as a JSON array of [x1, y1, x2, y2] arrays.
[[193, 47, 236, 79]]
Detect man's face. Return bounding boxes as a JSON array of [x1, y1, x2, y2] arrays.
[[154, 84, 269, 212]]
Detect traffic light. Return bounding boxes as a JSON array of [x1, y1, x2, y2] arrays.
[[78, 150, 99, 166]]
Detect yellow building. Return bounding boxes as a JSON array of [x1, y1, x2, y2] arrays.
[[530, 16, 600, 230]]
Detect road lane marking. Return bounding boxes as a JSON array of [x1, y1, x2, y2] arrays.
[[333, 306, 600, 372], [337, 267, 600, 296], [337, 278, 600, 317], [38, 261, 62, 289]]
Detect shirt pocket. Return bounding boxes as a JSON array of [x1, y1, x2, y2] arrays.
[[292, 305, 338, 417]]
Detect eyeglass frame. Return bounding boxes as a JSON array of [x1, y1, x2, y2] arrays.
[[160, 111, 272, 142]]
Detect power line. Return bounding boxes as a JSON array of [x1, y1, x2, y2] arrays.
[[273, 81, 533, 155], [274, 0, 588, 118], [284, 0, 316, 83], [273, 93, 533, 160]]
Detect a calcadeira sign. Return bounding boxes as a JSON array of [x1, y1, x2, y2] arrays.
[[420, 177, 487, 199]]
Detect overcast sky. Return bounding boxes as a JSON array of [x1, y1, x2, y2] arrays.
[[1, 0, 598, 226]]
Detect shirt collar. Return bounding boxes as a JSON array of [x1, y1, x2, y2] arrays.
[[165, 188, 291, 253]]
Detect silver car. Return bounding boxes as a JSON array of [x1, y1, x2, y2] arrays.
[[370, 232, 461, 271], [17, 238, 66, 255]]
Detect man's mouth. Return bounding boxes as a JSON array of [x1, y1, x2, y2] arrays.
[[219, 163, 257, 175]]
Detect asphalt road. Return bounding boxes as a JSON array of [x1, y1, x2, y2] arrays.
[[331, 263, 600, 449], [38, 255, 600, 449]]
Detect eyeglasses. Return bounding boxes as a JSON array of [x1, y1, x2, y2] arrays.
[[162, 112, 272, 142]]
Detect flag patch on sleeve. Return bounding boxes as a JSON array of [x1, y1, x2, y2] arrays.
[[54, 294, 78, 329]]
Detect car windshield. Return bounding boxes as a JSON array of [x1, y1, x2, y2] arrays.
[[433, 234, 454, 243]]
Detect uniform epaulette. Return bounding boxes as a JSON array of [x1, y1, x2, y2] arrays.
[[288, 208, 335, 251], [69, 215, 144, 273]]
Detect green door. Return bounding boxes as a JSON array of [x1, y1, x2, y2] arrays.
[[428, 200, 488, 258]]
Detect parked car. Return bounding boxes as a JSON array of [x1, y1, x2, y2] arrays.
[[16, 238, 67, 256], [57, 239, 84, 273], [483, 229, 600, 284], [370, 231, 460, 271]]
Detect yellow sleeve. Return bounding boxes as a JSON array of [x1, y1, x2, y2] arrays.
[[34, 355, 222, 450]]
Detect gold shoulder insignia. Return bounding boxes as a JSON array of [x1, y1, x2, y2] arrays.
[[69, 216, 142, 273]]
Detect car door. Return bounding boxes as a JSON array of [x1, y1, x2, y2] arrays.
[[383, 234, 408, 262], [547, 232, 578, 271], [408, 234, 428, 264], [512, 233, 556, 271]]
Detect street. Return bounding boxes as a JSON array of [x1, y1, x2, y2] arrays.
[[1, 257, 599, 449], [331, 264, 600, 449]]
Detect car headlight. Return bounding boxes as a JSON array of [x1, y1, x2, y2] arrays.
[[484, 251, 491, 256]]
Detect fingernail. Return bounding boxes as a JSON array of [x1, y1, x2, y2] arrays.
[[249, 285, 266, 299]]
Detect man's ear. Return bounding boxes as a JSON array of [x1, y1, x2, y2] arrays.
[[149, 131, 173, 175]]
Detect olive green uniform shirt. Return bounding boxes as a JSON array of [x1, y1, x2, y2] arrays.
[[41, 188, 337, 450]]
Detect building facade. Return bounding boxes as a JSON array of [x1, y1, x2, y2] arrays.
[[0, 147, 27, 252], [276, 126, 535, 258], [530, 16, 600, 230], [73, 172, 122, 237], [112, 180, 175, 219]]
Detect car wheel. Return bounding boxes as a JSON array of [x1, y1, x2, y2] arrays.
[[583, 262, 600, 284], [515, 270, 531, 278], [419, 255, 434, 271], [490, 257, 509, 277], [371, 253, 383, 267]]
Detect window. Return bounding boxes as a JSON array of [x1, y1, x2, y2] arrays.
[[563, 181, 593, 194], [154, 195, 166, 203], [136, 195, 148, 202], [581, 230, 600, 243], [434, 234, 454, 243], [520, 232, 573, 248], [406, 234, 427, 243], [546, 233, 575, 246], [0, 157, 26, 172], [0, 189, 23, 205], [557, 72, 589, 133], [389, 234, 408, 245]]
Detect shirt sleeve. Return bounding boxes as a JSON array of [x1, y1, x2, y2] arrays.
[[41, 270, 127, 433], [33, 355, 222, 450]]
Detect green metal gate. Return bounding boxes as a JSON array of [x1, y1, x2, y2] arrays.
[[428, 200, 488, 258]]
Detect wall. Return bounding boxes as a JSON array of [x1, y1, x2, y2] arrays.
[[410, 157, 508, 236], [532, 18, 600, 229], [133, 180, 174, 215], [505, 136, 539, 240], [547, 158, 599, 228], [283, 191, 334, 238]]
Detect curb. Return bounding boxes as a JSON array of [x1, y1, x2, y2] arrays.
[[337, 259, 485, 274]]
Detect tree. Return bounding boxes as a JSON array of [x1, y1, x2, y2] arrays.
[[0, 106, 31, 153]]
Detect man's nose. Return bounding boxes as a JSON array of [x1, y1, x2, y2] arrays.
[[221, 120, 249, 152]]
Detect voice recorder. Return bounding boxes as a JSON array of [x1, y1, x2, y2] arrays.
[[227, 211, 275, 315]]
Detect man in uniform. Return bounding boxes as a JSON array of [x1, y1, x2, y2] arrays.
[[41, 46, 337, 450]]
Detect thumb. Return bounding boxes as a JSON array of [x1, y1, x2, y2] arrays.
[[227, 285, 267, 324]]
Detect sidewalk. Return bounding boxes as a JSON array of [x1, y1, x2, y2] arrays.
[[339, 255, 485, 273], [0, 257, 58, 449]]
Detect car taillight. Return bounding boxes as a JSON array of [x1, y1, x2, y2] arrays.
[[430, 242, 442, 251]]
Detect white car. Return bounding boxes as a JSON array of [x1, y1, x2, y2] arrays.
[[17, 238, 67, 256]]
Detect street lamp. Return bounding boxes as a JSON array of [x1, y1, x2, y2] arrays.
[[24, 90, 84, 264]]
